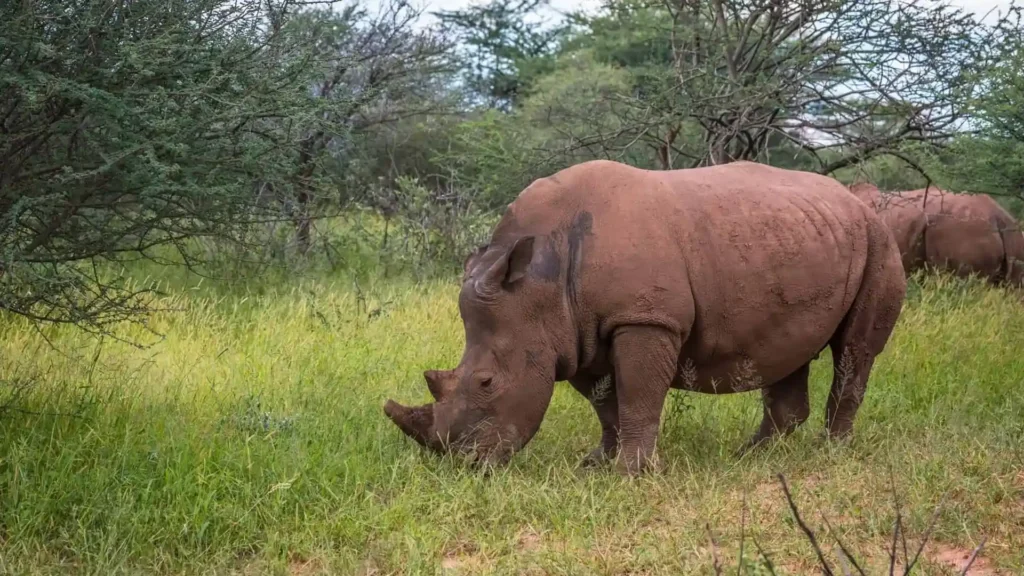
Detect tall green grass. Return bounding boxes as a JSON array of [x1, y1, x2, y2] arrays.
[[0, 272, 1022, 574]]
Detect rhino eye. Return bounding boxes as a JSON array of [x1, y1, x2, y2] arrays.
[[480, 377, 493, 388]]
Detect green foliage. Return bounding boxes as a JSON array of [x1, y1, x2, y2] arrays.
[[434, 0, 566, 110], [561, 0, 672, 70], [545, 0, 1000, 172], [917, 7, 1024, 212], [832, 154, 931, 192], [0, 0, 338, 331], [518, 49, 660, 168], [377, 175, 498, 274], [279, 3, 455, 208], [433, 109, 558, 210]]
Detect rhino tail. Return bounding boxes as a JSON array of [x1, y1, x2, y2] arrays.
[[996, 215, 1024, 287]]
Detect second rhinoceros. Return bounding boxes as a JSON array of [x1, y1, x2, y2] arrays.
[[385, 160, 907, 475], [850, 182, 1024, 287]]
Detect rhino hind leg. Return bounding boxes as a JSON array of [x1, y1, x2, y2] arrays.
[[740, 362, 811, 454], [825, 232, 906, 439], [825, 343, 876, 439], [568, 374, 620, 467], [824, 313, 894, 440]]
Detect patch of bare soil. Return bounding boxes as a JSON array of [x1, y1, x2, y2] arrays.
[[440, 539, 489, 573], [516, 528, 542, 552], [286, 553, 325, 575], [353, 558, 380, 576], [930, 544, 999, 576]]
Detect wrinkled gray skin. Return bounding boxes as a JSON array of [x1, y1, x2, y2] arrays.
[[384, 160, 907, 475]]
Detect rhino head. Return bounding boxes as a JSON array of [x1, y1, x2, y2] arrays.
[[383, 234, 575, 465]]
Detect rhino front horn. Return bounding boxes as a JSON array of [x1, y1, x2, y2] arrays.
[[384, 399, 436, 448]]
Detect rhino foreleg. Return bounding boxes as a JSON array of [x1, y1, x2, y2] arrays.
[[610, 325, 683, 476], [569, 374, 619, 467]]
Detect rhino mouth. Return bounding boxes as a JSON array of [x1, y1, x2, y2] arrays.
[[385, 365, 542, 467], [383, 398, 519, 465]]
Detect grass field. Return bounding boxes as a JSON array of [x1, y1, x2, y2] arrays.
[[1, 271, 1023, 575]]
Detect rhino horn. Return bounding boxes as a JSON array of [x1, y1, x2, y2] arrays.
[[383, 399, 436, 448], [423, 369, 456, 402]]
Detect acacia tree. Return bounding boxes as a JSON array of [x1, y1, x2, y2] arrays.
[[434, 0, 566, 111], [928, 5, 1024, 207], [0, 0, 346, 332], [277, 1, 455, 254], [554, 0, 998, 172]]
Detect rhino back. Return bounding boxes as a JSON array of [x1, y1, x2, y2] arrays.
[[923, 194, 1004, 279], [503, 160, 882, 393], [657, 162, 873, 392], [874, 190, 928, 273], [902, 188, 1014, 281]]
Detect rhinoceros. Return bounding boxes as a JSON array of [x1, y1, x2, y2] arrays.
[[385, 160, 907, 475], [850, 182, 1024, 287]]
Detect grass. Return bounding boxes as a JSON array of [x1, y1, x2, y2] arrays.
[[1, 271, 1023, 575]]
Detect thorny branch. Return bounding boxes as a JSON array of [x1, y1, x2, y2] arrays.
[[554, 0, 1002, 174], [753, 472, 989, 576], [701, 471, 990, 574]]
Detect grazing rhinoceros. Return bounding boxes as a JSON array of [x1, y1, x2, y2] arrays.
[[849, 182, 1024, 287], [385, 160, 907, 475]]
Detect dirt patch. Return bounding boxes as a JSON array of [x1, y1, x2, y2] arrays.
[[353, 558, 380, 576], [233, 553, 330, 576], [287, 553, 325, 575], [440, 554, 489, 572], [931, 544, 998, 575], [440, 539, 490, 573], [440, 556, 463, 570], [516, 528, 542, 552]]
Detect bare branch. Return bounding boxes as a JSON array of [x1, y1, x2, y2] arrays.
[[777, 473, 835, 576]]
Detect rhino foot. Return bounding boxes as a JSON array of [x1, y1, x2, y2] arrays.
[[734, 438, 761, 459], [579, 446, 615, 468], [821, 428, 855, 446], [614, 451, 662, 477], [734, 433, 780, 459]]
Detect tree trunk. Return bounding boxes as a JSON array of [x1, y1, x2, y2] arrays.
[[657, 125, 680, 170], [293, 132, 323, 256]]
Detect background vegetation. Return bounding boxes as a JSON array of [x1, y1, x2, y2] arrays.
[[3, 0, 1024, 573]]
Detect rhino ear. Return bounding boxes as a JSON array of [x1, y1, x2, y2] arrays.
[[479, 236, 536, 290]]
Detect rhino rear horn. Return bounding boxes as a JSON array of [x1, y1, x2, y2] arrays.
[[383, 399, 436, 448], [424, 369, 457, 402]]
